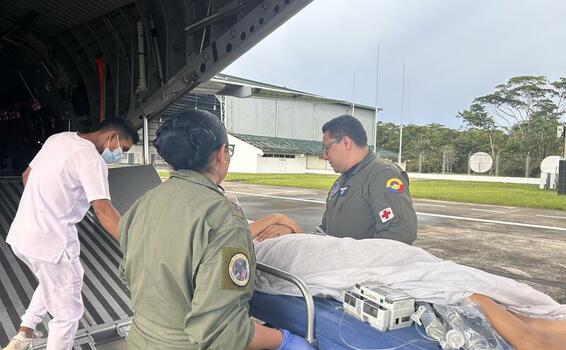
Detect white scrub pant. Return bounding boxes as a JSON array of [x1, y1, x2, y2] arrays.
[[13, 248, 84, 350]]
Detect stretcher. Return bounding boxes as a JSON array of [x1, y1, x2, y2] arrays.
[[0, 166, 484, 349], [250, 263, 440, 350]]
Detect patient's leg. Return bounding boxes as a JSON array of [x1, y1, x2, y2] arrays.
[[509, 311, 566, 341], [469, 294, 566, 350]]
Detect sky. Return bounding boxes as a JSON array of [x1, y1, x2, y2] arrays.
[[223, 0, 566, 129]]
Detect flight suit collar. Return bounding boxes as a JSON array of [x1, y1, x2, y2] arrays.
[[329, 151, 376, 198], [170, 169, 223, 194], [342, 151, 376, 180]]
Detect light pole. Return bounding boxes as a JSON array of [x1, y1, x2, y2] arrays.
[[398, 64, 406, 165], [352, 72, 356, 116], [373, 45, 380, 151]]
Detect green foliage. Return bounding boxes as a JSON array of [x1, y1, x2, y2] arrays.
[[377, 75, 566, 176], [458, 103, 496, 132], [472, 76, 564, 155]]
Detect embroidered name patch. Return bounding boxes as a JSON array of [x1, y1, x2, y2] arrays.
[[337, 185, 350, 196], [386, 178, 405, 193], [330, 181, 342, 197]]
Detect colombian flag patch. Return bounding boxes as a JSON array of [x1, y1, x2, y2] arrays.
[[385, 178, 405, 193]]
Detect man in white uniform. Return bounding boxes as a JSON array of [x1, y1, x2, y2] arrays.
[[2, 117, 138, 350]]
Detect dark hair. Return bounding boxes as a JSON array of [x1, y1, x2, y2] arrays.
[[322, 115, 367, 147], [98, 117, 140, 144], [153, 110, 228, 171]]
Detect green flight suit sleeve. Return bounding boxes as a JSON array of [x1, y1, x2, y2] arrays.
[[185, 225, 255, 349], [117, 197, 143, 289], [365, 168, 417, 244]]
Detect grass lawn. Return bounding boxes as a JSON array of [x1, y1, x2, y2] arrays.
[[225, 173, 566, 211], [225, 173, 338, 190], [410, 180, 566, 210], [157, 170, 171, 180]]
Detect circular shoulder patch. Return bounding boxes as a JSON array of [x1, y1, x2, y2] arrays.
[[386, 177, 405, 193], [228, 253, 250, 287]]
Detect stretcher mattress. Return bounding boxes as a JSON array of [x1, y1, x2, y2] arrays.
[[250, 291, 440, 350]]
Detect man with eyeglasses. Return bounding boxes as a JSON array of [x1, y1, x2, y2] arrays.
[[317, 115, 417, 244]]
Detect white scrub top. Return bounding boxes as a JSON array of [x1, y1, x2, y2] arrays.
[[7, 132, 110, 263]]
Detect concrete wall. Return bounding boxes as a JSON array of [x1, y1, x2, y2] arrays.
[[257, 155, 307, 173], [226, 96, 376, 146], [408, 172, 539, 184], [227, 134, 331, 173], [228, 134, 261, 173], [306, 154, 332, 171]]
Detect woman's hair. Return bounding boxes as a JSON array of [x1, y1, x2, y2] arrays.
[[153, 110, 228, 171]]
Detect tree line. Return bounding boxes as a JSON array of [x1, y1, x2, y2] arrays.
[[376, 75, 566, 177]]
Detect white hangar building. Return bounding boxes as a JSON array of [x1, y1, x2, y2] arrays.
[[129, 73, 381, 173], [215, 74, 378, 173]]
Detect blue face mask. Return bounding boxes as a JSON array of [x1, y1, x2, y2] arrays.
[[101, 135, 124, 164]]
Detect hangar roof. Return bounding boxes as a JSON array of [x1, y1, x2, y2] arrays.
[[231, 133, 324, 156], [192, 73, 381, 112], [231, 133, 403, 161]]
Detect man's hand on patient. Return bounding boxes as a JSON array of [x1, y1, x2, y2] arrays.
[[249, 213, 302, 241], [254, 224, 293, 241], [276, 214, 302, 233]]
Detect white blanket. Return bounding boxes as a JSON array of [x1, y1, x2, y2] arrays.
[[254, 234, 566, 319]]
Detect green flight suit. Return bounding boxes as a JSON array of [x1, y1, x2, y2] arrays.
[[320, 152, 417, 244], [118, 170, 255, 350]]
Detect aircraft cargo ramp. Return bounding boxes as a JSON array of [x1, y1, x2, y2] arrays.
[[0, 178, 132, 348], [0, 165, 162, 348]]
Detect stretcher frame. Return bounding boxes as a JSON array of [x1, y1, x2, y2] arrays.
[[256, 262, 317, 345]]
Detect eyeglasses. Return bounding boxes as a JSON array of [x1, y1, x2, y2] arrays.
[[225, 144, 235, 156], [321, 137, 343, 154]]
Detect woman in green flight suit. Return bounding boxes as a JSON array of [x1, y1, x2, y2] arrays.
[[118, 110, 313, 350]]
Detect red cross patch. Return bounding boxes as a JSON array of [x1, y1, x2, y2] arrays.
[[379, 207, 394, 223]]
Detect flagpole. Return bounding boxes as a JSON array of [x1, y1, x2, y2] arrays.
[[374, 45, 380, 151], [398, 64, 405, 165], [352, 72, 356, 116]]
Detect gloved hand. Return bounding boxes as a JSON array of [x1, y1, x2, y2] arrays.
[[275, 329, 315, 350]]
